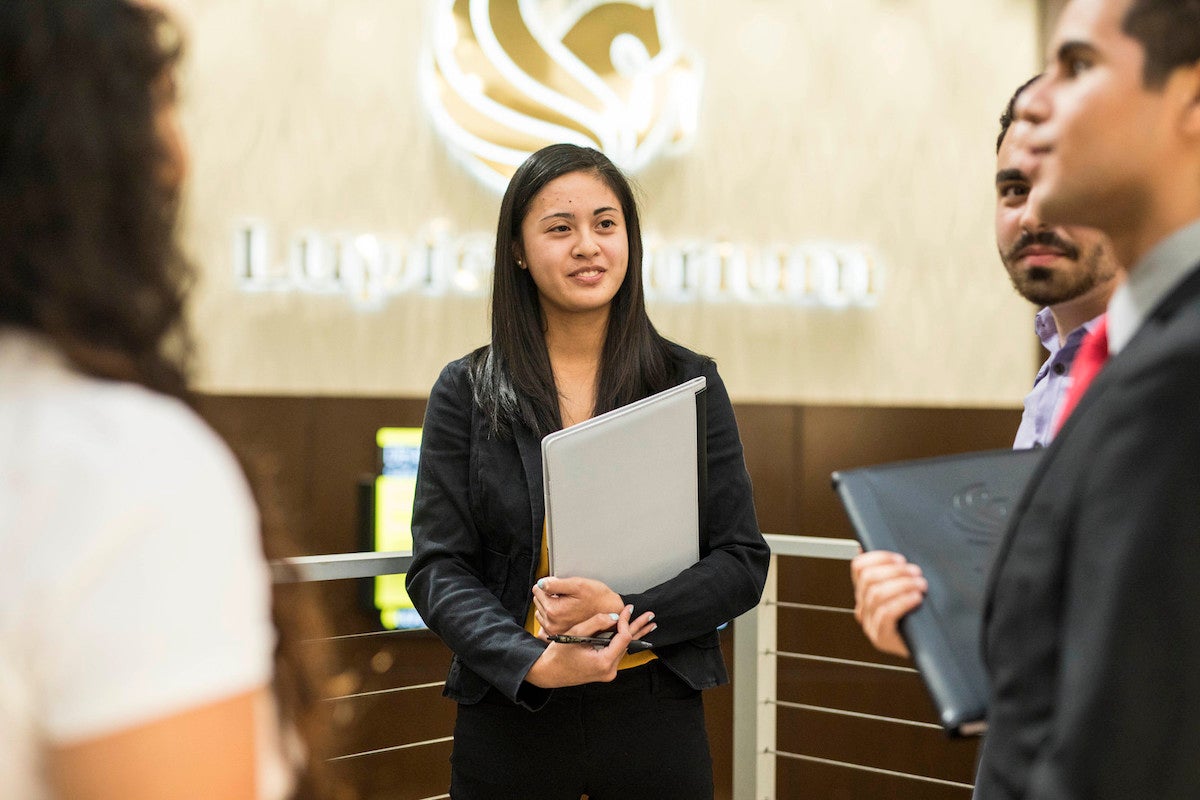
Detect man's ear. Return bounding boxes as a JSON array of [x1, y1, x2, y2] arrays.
[[1173, 59, 1200, 140]]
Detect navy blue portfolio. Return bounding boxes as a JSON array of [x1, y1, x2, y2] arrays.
[[832, 448, 1043, 736]]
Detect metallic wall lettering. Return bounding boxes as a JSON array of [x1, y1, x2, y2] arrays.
[[233, 221, 884, 309]]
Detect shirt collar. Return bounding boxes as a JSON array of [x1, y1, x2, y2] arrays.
[[1108, 217, 1200, 355], [1033, 307, 1060, 353], [1033, 305, 1104, 354]]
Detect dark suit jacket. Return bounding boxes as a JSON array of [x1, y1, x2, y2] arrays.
[[975, 262, 1200, 798], [406, 342, 769, 709]]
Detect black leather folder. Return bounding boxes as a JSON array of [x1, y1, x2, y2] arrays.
[[832, 448, 1043, 736]]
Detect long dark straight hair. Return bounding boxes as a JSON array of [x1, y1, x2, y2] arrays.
[[471, 144, 676, 438]]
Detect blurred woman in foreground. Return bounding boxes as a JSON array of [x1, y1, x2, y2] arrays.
[[0, 2, 329, 797]]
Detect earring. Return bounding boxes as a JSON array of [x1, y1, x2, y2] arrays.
[[516, 259, 525, 269]]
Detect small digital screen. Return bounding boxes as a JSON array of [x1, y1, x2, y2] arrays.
[[374, 427, 425, 630]]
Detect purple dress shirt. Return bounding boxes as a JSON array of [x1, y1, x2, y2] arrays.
[[1011, 308, 1105, 449]]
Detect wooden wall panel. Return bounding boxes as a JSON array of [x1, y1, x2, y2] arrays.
[[327, 740, 454, 800], [794, 405, 1020, 540], [197, 394, 428, 556], [198, 393, 1022, 799], [776, 706, 977, 784], [731, 404, 802, 537]]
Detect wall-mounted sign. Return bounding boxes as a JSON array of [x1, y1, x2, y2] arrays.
[[228, 1, 889, 311], [233, 220, 883, 309], [422, 0, 701, 192]]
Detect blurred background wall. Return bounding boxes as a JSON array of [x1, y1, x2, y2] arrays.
[[172, 0, 1042, 407]]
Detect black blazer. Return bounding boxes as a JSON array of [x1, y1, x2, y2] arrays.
[[975, 262, 1200, 799], [406, 342, 769, 709]]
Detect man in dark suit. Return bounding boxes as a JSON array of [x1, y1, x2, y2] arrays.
[[975, 1, 1200, 797]]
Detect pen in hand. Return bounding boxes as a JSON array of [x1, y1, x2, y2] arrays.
[[546, 633, 655, 653]]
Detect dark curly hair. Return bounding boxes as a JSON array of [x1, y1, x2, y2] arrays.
[[996, 74, 1042, 154], [0, 0, 192, 398]]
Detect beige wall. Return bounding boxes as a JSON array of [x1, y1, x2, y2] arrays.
[[174, 0, 1041, 406], [1041, 0, 1070, 51]]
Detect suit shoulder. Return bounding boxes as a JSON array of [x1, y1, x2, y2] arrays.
[[1121, 306, 1200, 387]]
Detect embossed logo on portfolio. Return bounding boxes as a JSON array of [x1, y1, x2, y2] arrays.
[[421, 0, 701, 192], [950, 483, 1013, 540]]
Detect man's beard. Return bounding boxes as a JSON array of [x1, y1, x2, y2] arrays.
[[1002, 233, 1114, 307]]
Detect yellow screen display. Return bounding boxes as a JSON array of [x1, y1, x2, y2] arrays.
[[374, 427, 423, 629]]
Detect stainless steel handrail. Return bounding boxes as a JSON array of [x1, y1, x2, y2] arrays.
[[271, 550, 412, 583]]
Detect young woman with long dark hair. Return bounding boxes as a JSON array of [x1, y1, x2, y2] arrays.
[[0, 3, 332, 797], [407, 143, 770, 799]]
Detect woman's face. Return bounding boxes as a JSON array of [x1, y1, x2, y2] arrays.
[[516, 170, 629, 319]]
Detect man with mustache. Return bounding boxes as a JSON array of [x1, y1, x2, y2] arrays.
[[850, 77, 1123, 658], [977, 0, 1200, 795]]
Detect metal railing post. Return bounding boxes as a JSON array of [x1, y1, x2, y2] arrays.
[[733, 553, 777, 800]]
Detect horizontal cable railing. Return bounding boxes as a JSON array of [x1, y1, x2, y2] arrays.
[[731, 533, 973, 799], [272, 549, 445, 800], [774, 650, 919, 673], [773, 700, 943, 731], [326, 680, 446, 703], [773, 752, 975, 792], [273, 534, 969, 800], [327, 737, 455, 763]]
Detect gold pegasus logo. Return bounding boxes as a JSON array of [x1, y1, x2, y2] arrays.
[[422, 0, 702, 191]]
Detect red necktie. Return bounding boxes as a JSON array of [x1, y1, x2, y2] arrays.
[[1054, 316, 1109, 433]]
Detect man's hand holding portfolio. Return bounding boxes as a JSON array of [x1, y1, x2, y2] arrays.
[[851, 550, 928, 659]]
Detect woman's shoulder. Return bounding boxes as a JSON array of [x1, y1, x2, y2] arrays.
[[1, 336, 260, 592], [663, 340, 717, 379], [438, 345, 489, 380], [1, 334, 239, 490], [432, 345, 492, 392], [1, 335, 250, 522], [427, 345, 491, 414]]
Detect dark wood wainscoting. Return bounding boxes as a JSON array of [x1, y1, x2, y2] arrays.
[[198, 393, 1021, 799]]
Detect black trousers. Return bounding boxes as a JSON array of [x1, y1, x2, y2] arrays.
[[449, 660, 715, 800]]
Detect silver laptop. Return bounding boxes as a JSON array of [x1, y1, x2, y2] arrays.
[[542, 376, 706, 595]]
